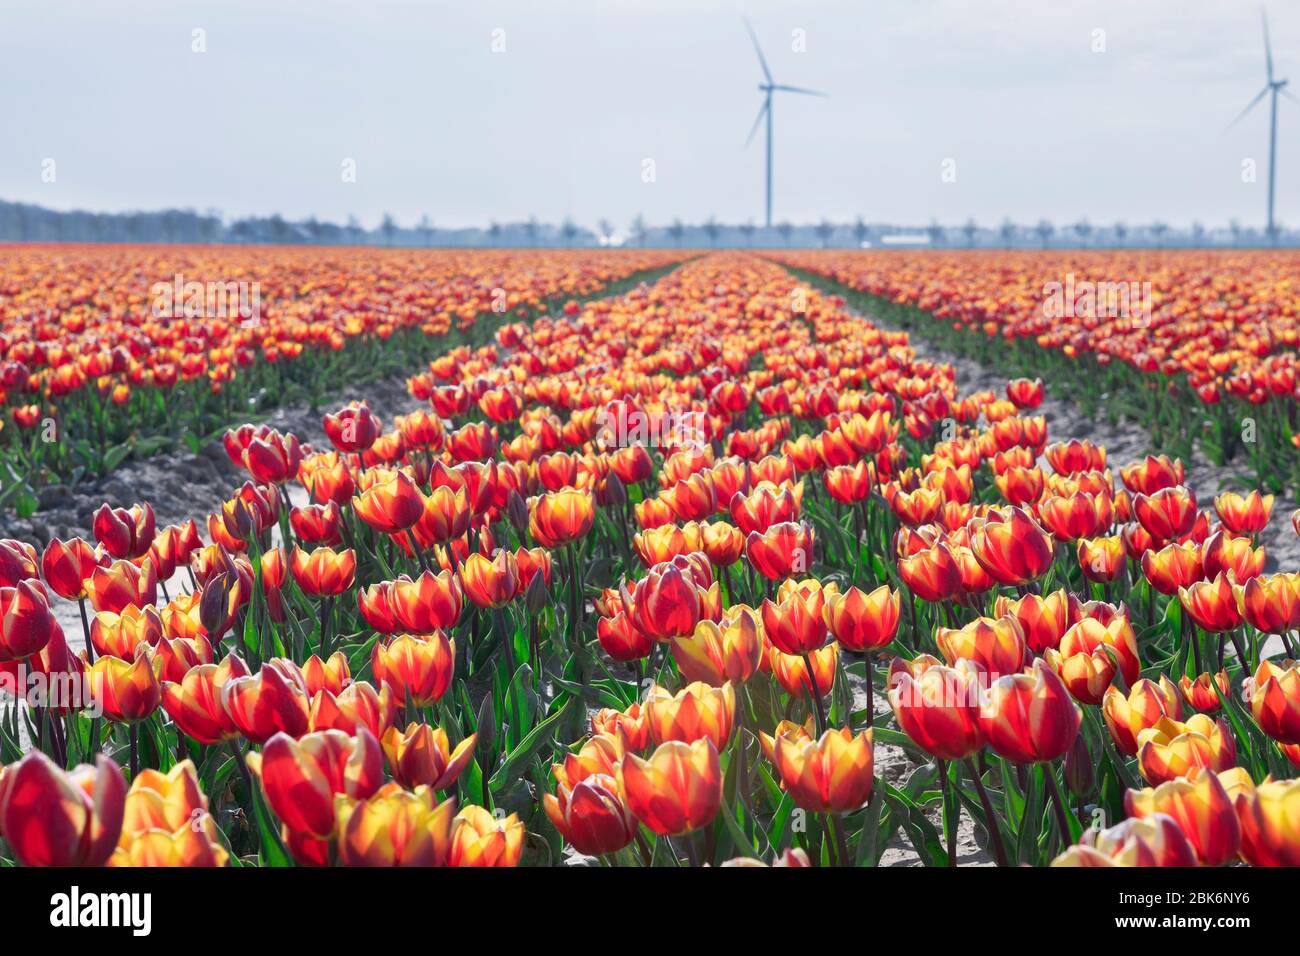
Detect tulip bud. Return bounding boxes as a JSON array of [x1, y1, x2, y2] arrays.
[[476, 691, 497, 757], [603, 471, 627, 508], [543, 771, 636, 857], [506, 489, 529, 538], [199, 571, 240, 639], [1064, 733, 1093, 798], [380, 724, 477, 791], [524, 569, 548, 615]]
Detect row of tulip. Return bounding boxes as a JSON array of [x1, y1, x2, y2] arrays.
[[772, 250, 1300, 496], [1, 250, 1299, 868], [0, 246, 684, 517]]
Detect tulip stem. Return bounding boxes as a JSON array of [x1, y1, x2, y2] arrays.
[[77, 597, 95, 664], [567, 544, 583, 647], [863, 652, 875, 728], [801, 652, 827, 736], [682, 832, 701, 868], [128, 723, 138, 779], [936, 758, 957, 866], [1183, 611, 1201, 675], [964, 757, 1008, 867], [61, 713, 76, 767], [827, 813, 850, 868], [230, 742, 254, 796], [739, 688, 769, 840], [495, 607, 517, 683], [1226, 628, 1251, 673], [1043, 765, 1073, 846], [850, 505, 863, 578], [858, 500, 873, 569], [1094, 711, 1138, 791], [529, 614, 541, 687], [634, 832, 653, 867], [318, 595, 335, 658], [50, 714, 67, 768]]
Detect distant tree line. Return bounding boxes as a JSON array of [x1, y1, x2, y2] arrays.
[[0, 200, 1289, 249], [0, 202, 599, 248]]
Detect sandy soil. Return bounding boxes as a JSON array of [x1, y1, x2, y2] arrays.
[[6, 372, 429, 657], [856, 676, 995, 867]]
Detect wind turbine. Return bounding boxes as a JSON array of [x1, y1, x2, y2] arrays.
[[743, 19, 827, 229], [1228, 8, 1298, 241]]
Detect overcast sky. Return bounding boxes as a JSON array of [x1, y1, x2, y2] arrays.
[[1, 0, 1296, 231]]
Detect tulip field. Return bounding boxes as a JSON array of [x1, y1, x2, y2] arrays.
[[0, 245, 683, 516], [776, 250, 1300, 495], [3, 246, 1300, 874]]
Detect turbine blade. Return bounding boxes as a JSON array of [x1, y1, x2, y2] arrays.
[[772, 84, 829, 98], [1283, 86, 1300, 105], [1225, 86, 1270, 131], [744, 99, 769, 147], [743, 17, 773, 84], [1263, 8, 1275, 83]]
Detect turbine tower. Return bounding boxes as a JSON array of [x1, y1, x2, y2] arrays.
[[743, 19, 827, 229], [1229, 8, 1296, 241]]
